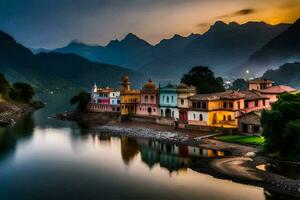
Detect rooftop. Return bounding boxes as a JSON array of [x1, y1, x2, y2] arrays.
[[259, 85, 297, 94], [190, 90, 267, 101]]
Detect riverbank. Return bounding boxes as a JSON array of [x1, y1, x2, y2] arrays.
[[0, 99, 43, 127]]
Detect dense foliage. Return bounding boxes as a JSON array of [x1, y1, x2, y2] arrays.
[[0, 73, 35, 103], [232, 78, 248, 91], [261, 93, 300, 160], [70, 91, 91, 112], [9, 83, 35, 103], [181, 66, 225, 94], [0, 73, 11, 98]]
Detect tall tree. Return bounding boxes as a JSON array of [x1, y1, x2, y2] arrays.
[[261, 93, 300, 160], [70, 91, 91, 112], [181, 66, 225, 94]]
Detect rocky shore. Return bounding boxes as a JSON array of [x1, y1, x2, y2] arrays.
[[0, 100, 43, 127]]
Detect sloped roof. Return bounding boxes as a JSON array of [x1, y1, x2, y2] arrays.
[[259, 85, 296, 94], [190, 90, 244, 101]]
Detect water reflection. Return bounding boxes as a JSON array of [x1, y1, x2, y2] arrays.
[[90, 134, 225, 172], [0, 113, 34, 162], [0, 91, 296, 200]]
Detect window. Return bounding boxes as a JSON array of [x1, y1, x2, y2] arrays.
[[197, 102, 201, 108], [245, 101, 249, 108], [223, 115, 226, 121], [202, 102, 207, 109], [181, 99, 184, 105], [171, 96, 174, 103], [263, 99, 265, 106], [150, 96, 154, 101], [140, 107, 142, 111], [255, 100, 258, 107], [166, 96, 169, 103], [193, 114, 196, 119], [237, 102, 240, 109], [153, 108, 156, 112], [229, 102, 233, 108], [223, 102, 227, 108], [228, 115, 232, 121], [161, 109, 163, 116], [192, 102, 196, 108], [199, 114, 203, 121]]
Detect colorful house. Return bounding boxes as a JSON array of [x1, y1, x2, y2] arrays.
[[188, 90, 270, 128], [136, 79, 159, 116], [88, 84, 120, 112], [159, 83, 178, 119], [120, 76, 141, 115], [177, 83, 196, 123]]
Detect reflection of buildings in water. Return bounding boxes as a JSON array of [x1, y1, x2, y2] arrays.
[[92, 134, 112, 146], [120, 136, 140, 165], [137, 138, 225, 172]]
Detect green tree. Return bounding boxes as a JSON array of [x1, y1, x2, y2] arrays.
[[9, 82, 35, 103], [0, 73, 11, 99], [261, 93, 300, 160], [181, 66, 225, 94], [70, 91, 91, 112], [232, 78, 248, 91]]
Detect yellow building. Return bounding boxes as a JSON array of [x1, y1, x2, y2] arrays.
[[188, 90, 269, 128], [120, 76, 141, 115]]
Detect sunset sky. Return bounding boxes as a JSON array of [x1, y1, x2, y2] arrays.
[[0, 0, 299, 49]]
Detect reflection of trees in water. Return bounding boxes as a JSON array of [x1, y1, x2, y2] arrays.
[[264, 189, 299, 200], [0, 113, 35, 162], [120, 136, 140, 165]]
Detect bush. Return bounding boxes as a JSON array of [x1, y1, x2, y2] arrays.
[[261, 93, 300, 160]]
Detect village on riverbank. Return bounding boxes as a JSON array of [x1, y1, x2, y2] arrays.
[[56, 67, 300, 198], [87, 74, 296, 135]]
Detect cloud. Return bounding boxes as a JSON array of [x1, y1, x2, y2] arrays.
[[280, 0, 300, 9], [218, 8, 256, 19], [197, 22, 210, 28]]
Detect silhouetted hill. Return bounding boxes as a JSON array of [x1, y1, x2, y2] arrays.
[[262, 62, 300, 88], [241, 18, 300, 76], [0, 31, 145, 89], [140, 21, 289, 80], [46, 33, 200, 70]]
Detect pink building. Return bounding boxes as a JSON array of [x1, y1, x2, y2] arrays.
[[248, 78, 273, 90], [259, 85, 297, 104], [136, 79, 159, 116]]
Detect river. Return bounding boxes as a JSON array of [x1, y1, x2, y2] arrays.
[[0, 90, 296, 200]]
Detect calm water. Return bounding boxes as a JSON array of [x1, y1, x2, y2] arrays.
[[0, 91, 295, 200]]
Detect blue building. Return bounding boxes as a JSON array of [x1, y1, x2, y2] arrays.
[[159, 83, 179, 119]]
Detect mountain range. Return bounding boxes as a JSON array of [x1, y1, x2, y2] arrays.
[[0, 31, 145, 90], [37, 20, 298, 81], [262, 62, 300, 89], [240, 18, 300, 76]]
